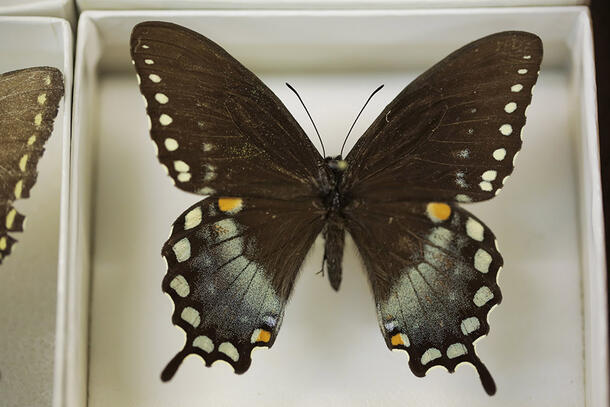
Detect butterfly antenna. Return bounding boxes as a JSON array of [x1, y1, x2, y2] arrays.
[[286, 83, 326, 157], [340, 84, 384, 156]]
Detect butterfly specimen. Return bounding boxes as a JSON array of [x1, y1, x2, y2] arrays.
[[0, 67, 64, 264], [130, 22, 542, 395]]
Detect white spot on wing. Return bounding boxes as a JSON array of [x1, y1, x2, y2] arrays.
[[455, 194, 471, 203], [172, 238, 191, 262], [474, 249, 492, 273], [460, 317, 480, 335], [204, 164, 217, 181], [421, 348, 442, 365], [428, 227, 453, 249], [159, 114, 173, 126], [149, 74, 161, 83], [518, 68, 528, 74], [144, 59, 154, 64], [181, 306, 200, 327], [493, 148, 506, 161], [466, 218, 484, 242], [457, 149, 469, 159], [384, 320, 397, 331], [447, 343, 468, 359], [170, 275, 190, 297], [199, 187, 215, 195], [499, 124, 512, 136], [478, 181, 492, 191], [511, 84, 523, 92], [155, 93, 169, 104], [474, 286, 494, 306], [14, 180, 23, 199], [481, 170, 497, 181], [264, 316, 277, 327], [6, 209, 16, 229], [174, 160, 189, 172], [504, 102, 517, 113], [164, 138, 178, 151], [19, 155, 29, 172], [184, 207, 202, 230], [177, 173, 191, 182], [193, 335, 214, 353], [219, 342, 239, 361]]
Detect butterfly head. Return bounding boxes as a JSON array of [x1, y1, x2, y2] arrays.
[[325, 156, 348, 172]]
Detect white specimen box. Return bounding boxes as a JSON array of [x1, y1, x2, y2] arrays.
[[75, 0, 586, 11], [0, 0, 76, 26], [0, 16, 73, 407], [70, 7, 606, 407]]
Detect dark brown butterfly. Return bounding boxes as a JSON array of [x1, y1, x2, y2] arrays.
[[130, 22, 542, 396], [0, 67, 64, 264]]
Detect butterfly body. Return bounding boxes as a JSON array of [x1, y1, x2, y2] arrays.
[[316, 155, 348, 290], [131, 22, 542, 396]]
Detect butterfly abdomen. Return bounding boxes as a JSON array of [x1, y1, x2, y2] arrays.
[[323, 223, 345, 291]]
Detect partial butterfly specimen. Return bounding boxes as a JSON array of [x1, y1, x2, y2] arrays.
[[0, 67, 64, 264], [130, 22, 542, 395]]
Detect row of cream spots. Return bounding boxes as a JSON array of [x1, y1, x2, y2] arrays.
[[133, 56, 220, 184], [12, 90, 46, 201], [382, 269, 483, 365], [177, 305, 243, 362], [390, 333, 471, 365], [193, 330, 272, 360], [133, 61, 184, 183], [475, 63, 534, 195]]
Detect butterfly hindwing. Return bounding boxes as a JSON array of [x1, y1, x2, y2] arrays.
[[343, 31, 542, 203], [345, 201, 502, 394], [0, 67, 64, 263], [130, 22, 325, 200], [160, 196, 324, 379]]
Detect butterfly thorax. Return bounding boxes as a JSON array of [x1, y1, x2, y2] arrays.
[[321, 156, 348, 291]]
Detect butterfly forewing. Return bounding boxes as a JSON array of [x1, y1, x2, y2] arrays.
[[130, 22, 325, 199], [160, 196, 324, 379], [0, 67, 64, 263], [345, 201, 502, 395], [343, 31, 542, 204]]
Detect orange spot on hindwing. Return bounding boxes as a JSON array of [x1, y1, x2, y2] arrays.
[[426, 202, 451, 222], [256, 329, 272, 343], [218, 197, 243, 213], [391, 333, 405, 346]]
